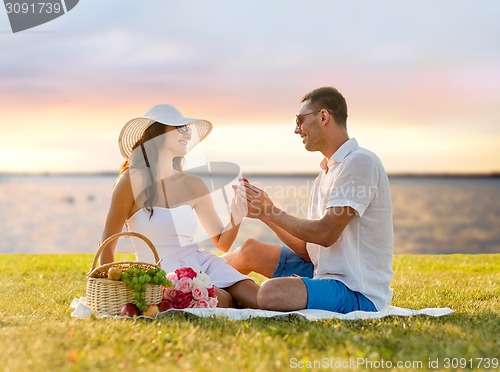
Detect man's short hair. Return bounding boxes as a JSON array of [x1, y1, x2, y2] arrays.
[[301, 87, 348, 127]]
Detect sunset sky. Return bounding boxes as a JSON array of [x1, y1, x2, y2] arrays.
[[1, 1, 499, 174]]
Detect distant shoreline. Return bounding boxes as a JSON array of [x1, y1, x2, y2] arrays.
[[0, 171, 499, 179]]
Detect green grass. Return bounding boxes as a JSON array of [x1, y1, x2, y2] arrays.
[[1, 254, 498, 371]]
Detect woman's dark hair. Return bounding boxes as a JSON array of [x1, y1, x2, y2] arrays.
[[117, 122, 184, 218]]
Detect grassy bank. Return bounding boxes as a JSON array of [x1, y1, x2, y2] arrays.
[[1, 254, 498, 371]]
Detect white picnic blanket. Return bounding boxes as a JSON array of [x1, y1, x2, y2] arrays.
[[70, 297, 453, 321]]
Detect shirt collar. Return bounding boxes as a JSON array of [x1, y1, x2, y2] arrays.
[[322, 138, 359, 171]]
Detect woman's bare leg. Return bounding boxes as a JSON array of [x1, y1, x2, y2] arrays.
[[215, 287, 235, 308], [224, 279, 260, 309]]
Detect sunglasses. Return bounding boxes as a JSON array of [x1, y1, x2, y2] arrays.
[[294, 110, 321, 130], [176, 125, 192, 134]]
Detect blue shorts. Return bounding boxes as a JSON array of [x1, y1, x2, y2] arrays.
[[272, 246, 377, 313], [272, 245, 314, 278]]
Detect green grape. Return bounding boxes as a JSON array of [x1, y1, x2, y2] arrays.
[[138, 298, 147, 310], [121, 264, 167, 314]]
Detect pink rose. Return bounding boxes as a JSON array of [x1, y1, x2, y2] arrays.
[[175, 267, 197, 279], [173, 292, 193, 309], [191, 299, 211, 308], [192, 286, 209, 301], [163, 286, 178, 301], [166, 272, 178, 283], [175, 277, 193, 293], [207, 285, 216, 298], [207, 297, 218, 308]]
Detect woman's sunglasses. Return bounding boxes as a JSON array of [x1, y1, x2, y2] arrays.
[[176, 125, 191, 134]]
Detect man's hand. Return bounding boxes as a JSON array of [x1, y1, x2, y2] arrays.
[[235, 179, 275, 220]]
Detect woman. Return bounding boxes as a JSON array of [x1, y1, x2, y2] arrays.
[[100, 104, 258, 308]]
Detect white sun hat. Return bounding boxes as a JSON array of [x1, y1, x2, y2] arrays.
[[118, 104, 213, 158]]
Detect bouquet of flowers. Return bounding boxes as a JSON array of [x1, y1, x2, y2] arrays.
[[161, 267, 218, 309]]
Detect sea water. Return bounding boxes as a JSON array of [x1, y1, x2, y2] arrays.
[[0, 174, 498, 255]]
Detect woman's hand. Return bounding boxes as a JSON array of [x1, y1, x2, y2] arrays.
[[230, 184, 248, 225]]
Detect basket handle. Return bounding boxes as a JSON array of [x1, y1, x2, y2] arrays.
[[91, 231, 161, 271]]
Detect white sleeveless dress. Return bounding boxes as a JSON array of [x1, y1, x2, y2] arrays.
[[126, 205, 251, 288]]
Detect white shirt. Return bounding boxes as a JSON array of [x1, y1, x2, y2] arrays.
[[306, 138, 394, 310]]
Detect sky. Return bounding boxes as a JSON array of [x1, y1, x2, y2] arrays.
[[0, 0, 499, 174]]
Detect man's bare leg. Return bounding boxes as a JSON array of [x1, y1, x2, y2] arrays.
[[224, 238, 282, 278], [257, 276, 308, 311]]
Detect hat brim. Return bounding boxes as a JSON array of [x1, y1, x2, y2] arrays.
[[118, 117, 213, 158]]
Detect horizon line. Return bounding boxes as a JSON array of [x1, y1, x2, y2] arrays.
[[0, 171, 499, 179]]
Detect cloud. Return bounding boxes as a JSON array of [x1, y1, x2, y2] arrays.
[[1, 1, 499, 172]]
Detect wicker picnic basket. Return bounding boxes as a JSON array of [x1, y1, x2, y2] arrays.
[[86, 231, 163, 316]]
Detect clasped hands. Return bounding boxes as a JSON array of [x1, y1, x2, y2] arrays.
[[231, 178, 274, 221]]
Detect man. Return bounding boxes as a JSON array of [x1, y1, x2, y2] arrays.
[[225, 86, 394, 313]]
